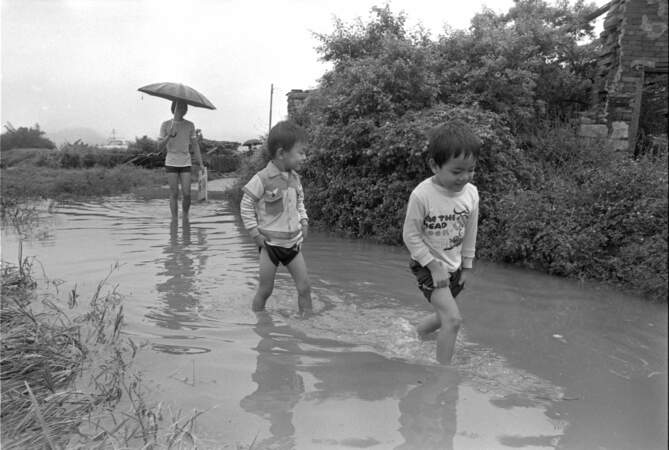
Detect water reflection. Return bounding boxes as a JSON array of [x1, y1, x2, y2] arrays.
[[240, 313, 303, 449], [396, 368, 459, 450], [241, 312, 463, 448], [151, 218, 208, 329]]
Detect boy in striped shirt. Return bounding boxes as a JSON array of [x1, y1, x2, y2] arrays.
[[240, 121, 312, 315]]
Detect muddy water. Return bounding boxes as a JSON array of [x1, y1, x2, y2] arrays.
[[1, 194, 666, 450]]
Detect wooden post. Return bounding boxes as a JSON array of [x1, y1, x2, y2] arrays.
[[628, 71, 644, 154], [268, 83, 274, 135]]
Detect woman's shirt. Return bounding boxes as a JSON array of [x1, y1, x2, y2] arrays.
[[159, 119, 195, 167]]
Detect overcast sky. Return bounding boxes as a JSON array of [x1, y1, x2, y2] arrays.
[[1, 0, 605, 142]]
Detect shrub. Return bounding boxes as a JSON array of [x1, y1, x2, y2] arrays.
[[478, 127, 668, 300], [0, 124, 55, 151], [206, 149, 241, 174], [59, 151, 81, 169]]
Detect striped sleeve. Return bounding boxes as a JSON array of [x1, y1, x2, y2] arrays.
[[240, 192, 260, 237], [241, 174, 263, 200]]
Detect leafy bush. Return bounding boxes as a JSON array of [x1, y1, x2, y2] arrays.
[[482, 135, 667, 299], [432, 0, 599, 132], [1, 124, 55, 151], [206, 150, 241, 174]]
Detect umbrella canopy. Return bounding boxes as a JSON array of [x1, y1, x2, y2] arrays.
[[243, 138, 263, 146], [138, 82, 216, 110]]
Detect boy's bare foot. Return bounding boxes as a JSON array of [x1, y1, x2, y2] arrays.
[[297, 308, 314, 319]]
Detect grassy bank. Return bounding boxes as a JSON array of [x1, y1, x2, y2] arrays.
[[1, 164, 166, 202], [0, 256, 201, 448]]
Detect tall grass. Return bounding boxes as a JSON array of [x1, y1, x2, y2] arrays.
[[0, 257, 203, 448], [1, 164, 165, 201]]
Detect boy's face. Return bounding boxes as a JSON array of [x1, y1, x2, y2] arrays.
[[279, 141, 307, 171], [430, 153, 476, 192]]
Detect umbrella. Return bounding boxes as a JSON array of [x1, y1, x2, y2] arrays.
[[243, 138, 263, 147], [138, 82, 216, 110]]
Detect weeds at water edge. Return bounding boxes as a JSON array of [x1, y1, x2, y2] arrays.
[[1, 258, 204, 449]]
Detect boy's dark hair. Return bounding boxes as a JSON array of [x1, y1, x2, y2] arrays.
[[427, 121, 481, 167], [171, 101, 188, 114], [267, 121, 307, 158]]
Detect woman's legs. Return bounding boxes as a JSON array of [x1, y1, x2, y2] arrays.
[[178, 170, 192, 217], [167, 171, 179, 219]]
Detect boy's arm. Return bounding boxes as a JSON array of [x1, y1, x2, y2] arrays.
[[403, 192, 450, 287], [296, 181, 308, 227], [402, 192, 434, 267], [240, 193, 260, 236], [461, 198, 479, 269], [240, 175, 264, 243]]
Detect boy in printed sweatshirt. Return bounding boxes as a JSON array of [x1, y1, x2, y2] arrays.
[[402, 121, 481, 364], [240, 121, 312, 315]]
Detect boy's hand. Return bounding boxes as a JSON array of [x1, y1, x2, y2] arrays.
[[254, 234, 267, 248], [459, 268, 471, 287], [427, 260, 450, 289], [301, 220, 309, 240]]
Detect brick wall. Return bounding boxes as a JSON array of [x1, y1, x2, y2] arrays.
[[286, 89, 312, 120], [582, 0, 668, 152]]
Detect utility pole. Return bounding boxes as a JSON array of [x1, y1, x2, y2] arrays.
[[268, 83, 274, 135]]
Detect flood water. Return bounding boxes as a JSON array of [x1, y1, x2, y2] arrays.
[[1, 191, 667, 450]]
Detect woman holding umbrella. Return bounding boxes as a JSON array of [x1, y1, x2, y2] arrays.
[[158, 100, 203, 219], [139, 82, 216, 219]]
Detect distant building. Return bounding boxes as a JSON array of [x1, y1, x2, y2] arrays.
[[581, 0, 668, 153], [286, 89, 313, 120]]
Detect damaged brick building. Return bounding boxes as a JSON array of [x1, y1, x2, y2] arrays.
[[581, 0, 668, 153]]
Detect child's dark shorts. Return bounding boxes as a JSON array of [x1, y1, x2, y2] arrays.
[[409, 259, 464, 302], [260, 243, 301, 267]]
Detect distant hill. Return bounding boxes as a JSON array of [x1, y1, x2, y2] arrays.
[[47, 127, 107, 146]]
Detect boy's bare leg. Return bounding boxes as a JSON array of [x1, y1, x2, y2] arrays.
[[417, 313, 441, 338], [286, 252, 312, 315], [430, 287, 463, 364], [179, 171, 192, 217], [167, 172, 179, 218], [252, 248, 277, 312]]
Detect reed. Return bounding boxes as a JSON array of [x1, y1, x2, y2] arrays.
[[1, 260, 203, 449]]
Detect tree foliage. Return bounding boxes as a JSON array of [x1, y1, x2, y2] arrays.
[[1, 124, 56, 151]]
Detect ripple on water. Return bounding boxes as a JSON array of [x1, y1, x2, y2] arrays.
[[267, 285, 564, 407]]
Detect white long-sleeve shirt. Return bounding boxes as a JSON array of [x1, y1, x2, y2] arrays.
[[402, 178, 479, 271]]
